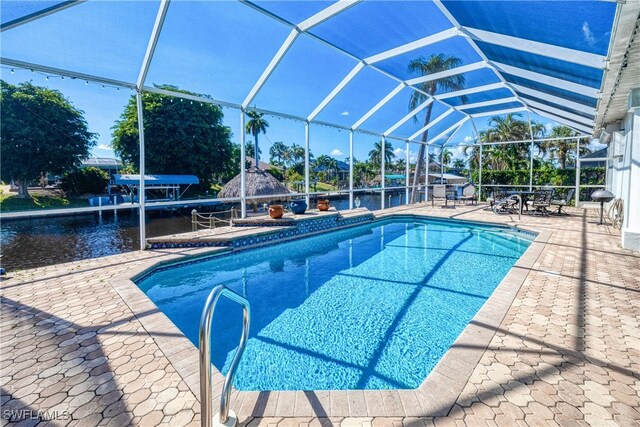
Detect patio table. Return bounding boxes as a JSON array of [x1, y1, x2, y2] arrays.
[[506, 190, 535, 214]]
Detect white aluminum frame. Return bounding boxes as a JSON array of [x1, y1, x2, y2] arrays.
[[461, 27, 607, 69]]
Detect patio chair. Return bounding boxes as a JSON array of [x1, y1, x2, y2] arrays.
[[492, 194, 519, 214], [458, 184, 476, 205], [431, 185, 447, 206], [527, 190, 554, 216], [551, 188, 574, 215], [487, 189, 506, 209]]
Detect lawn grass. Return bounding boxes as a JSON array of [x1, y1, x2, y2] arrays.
[[314, 182, 338, 192], [0, 192, 87, 212]]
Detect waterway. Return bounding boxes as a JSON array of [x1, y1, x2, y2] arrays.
[[1, 193, 412, 271]]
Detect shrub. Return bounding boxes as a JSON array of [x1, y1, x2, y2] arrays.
[[60, 167, 109, 196]]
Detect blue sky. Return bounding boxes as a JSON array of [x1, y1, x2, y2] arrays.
[[1, 0, 614, 164]]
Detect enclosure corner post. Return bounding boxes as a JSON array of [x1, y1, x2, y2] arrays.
[[305, 121, 310, 207], [240, 109, 247, 219], [349, 130, 354, 209], [136, 91, 146, 250]]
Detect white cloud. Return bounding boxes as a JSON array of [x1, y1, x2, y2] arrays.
[[97, 144, 112, 150], [462, 135, 474, 144], [393, 147, 418, 163], [544, 122, 554, 134], [582, 21, 596, 46], [330, 149, 343, 156], [340, 111, 349, 116]]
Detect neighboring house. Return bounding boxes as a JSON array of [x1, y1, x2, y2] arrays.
[[580, 147, 609, 168], [313, 160, 349, 181]]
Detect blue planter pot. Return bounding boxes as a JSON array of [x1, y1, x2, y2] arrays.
[[289, 200, 307, 215]]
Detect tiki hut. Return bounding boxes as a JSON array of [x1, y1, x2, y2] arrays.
[[218, 167, 290, 211]]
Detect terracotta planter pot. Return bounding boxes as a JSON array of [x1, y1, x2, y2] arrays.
[[269, 205, 284, 219], [317, 199, 330, 211]]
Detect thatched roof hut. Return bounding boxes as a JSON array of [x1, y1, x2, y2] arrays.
[[218, 167, 290, 208]]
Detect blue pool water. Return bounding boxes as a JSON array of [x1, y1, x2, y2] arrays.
[[137, 217, 533, 390]]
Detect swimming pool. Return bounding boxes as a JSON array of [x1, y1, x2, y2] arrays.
[[137, 216, 533, 391]]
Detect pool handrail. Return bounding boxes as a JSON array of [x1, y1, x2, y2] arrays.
[[199, 285, 251, 427]]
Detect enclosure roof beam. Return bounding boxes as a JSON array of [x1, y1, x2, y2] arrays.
[[522, 99, 594, 127], [1, 57, 136, 89], [427, 116, 469, 145], [1, 0, 87, 32], [470, 107, 527, 118], [434, 82, 505, 100], [297, 0, 360, 31], [408, 107, 455, 140], [137, 0, 170, 90], [364, 28, 458, 64], [406, 61, 486, 86], [461, 26, 607, 69], [383, 98, 433, 136], [510, 84, 597, 115], [432, 0, 534, 116], [242, 0, 359, 109], [352, 83, 405, 130], [491, 62, 600, 98], [242, 29, 299, 109], [307, 61, 365, 121], [529, 108, 592, 135], [457, 97, 520, 110]]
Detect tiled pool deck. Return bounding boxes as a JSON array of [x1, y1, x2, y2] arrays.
[[1, 204, 639, 426]]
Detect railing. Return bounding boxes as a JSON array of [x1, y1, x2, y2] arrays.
[[199, 286, 251, 427], [192, 208, 237, 231]]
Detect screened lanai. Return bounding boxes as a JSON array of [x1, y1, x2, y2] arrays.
[[2, 0, 638, 250]]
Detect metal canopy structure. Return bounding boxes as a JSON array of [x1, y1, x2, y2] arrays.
[[0, 0, 623, 144]]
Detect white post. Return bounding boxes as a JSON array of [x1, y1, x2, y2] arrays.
[[240, 110, 247, 218], [381, 136, 386, 210], [136, 91, 146, 250], [527, 112, 535, 191], [575, 138, 581, 205], [479, 143, 483, 200], [305, 121, 310, 207], [405, 141, 410, 205], [349, 130, 354, 209], [425, 144, 430, 203]]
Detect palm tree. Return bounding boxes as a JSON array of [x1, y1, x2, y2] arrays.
[[314, 155, 338, 180], [441, 148, 452, 167], [269, 141, 288, 167], [408, 54, 466, 203], [368, 140, 395, 167], [245, 111, 269, 168], [395, 158, 406, 173], [545, 125, 579, 169], [452, 158, 465, 169]]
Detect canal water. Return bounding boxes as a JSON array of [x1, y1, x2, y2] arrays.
[[1, 194, 410, 272]]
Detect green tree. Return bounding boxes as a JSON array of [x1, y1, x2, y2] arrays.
[[1, 80, 96, 197], [269, 141, 290, 172], [407, 54, 466, 202], [314, 155, 338, 181], [368, 140, 395, 167], [245, 111, 269, 168], [60, 167, 109, 196], [544, 125, 584, 169], [452, 158, 465, 169], [440, 148, 452, 167], [111, 85, 233, 187]]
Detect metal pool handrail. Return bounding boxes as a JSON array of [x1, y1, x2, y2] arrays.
[[199, 285, 251, 427]]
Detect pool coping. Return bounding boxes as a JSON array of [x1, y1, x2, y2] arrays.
[[109, 210, 550, 418]]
